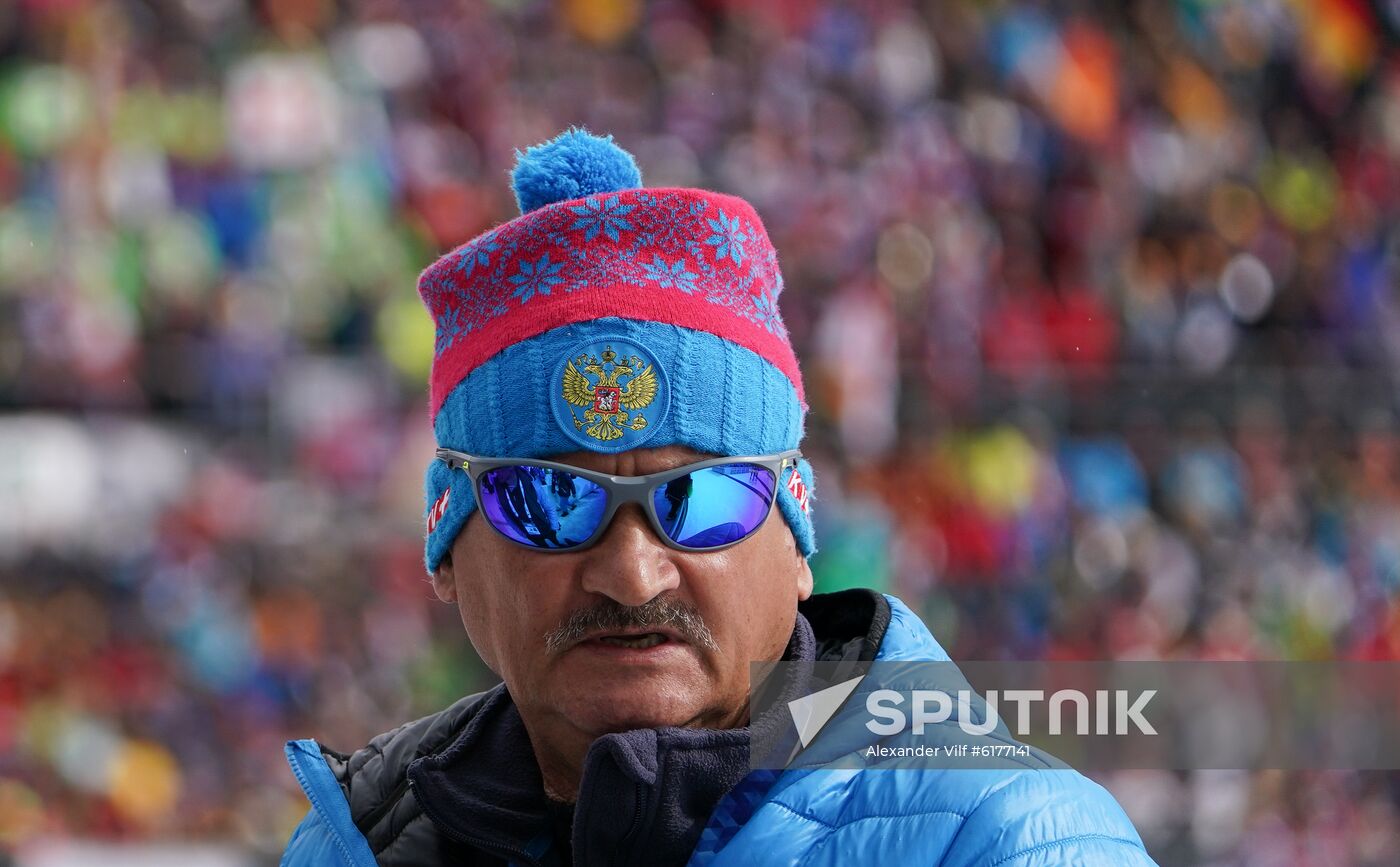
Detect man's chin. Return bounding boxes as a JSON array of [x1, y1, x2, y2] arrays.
[[598, 692, 710, 731], [587, 710, 694, 733], [557, 681, 710, 734]]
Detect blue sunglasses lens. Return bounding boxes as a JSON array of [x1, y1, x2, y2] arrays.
[[652, 463, 778, 549], [477, 466, 608, 549]]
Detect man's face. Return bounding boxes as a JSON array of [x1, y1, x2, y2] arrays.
[[433, 444, 813, 739]]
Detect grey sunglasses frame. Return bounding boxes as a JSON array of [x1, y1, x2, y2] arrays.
[[435, 447, 803, 553]]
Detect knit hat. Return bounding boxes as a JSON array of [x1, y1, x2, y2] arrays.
[[419, 128, 815, 572]]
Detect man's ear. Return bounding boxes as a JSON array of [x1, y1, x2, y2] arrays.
[[780, 517, 815, 601], [431, 551, 458, 604], [796, 555, 814, 601]]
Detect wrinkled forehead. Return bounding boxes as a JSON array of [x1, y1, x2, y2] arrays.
[[541, 444, 721, 476]]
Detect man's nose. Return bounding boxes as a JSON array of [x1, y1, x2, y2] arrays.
[[577, 505, 681, 606]]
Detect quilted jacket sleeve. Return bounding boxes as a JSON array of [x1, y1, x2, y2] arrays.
[[940, 769, 1157, 867]]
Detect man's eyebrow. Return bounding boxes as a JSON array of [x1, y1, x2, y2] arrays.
[[661, 451, 731, 472], [650, 453, 720, 472], [597, 457, 710, 477]]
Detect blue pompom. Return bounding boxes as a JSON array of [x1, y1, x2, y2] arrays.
[[510, 127, 643, 215]]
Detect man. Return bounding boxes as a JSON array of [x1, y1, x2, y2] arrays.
[[281, 129, 1157, 866]]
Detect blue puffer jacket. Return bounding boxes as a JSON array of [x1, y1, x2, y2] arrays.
[[701, 597, 1157, 866], [281, 594, 1157, 866]]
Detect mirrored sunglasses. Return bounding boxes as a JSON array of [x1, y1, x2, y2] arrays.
[[434, 448, 802, 553]]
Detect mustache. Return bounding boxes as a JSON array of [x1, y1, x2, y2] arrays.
[[543, 596, 719, 654]]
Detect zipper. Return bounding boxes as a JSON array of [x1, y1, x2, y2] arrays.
[[616, 780, 649, 867], [408, 777, 544, 867]]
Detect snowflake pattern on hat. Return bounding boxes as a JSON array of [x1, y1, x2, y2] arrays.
[[420, 189, 778, 350]]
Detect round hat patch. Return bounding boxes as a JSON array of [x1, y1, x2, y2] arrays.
[[552, 336, 670, 453]]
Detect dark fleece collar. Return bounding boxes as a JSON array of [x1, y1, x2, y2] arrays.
[[408, 612, 818, 867]]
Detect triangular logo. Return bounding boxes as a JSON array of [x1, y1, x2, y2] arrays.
[[787, 675, 865, 748]]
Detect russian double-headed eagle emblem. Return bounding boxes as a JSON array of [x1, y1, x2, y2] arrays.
[[561, 346, 658, 441]]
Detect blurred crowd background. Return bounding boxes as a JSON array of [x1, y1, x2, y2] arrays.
[[2, 0, 1399, 864]]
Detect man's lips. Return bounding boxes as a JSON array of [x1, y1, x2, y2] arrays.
[[573, 626, 689, 651]]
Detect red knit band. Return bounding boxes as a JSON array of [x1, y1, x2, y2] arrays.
[[418, 186, 804, 420]]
